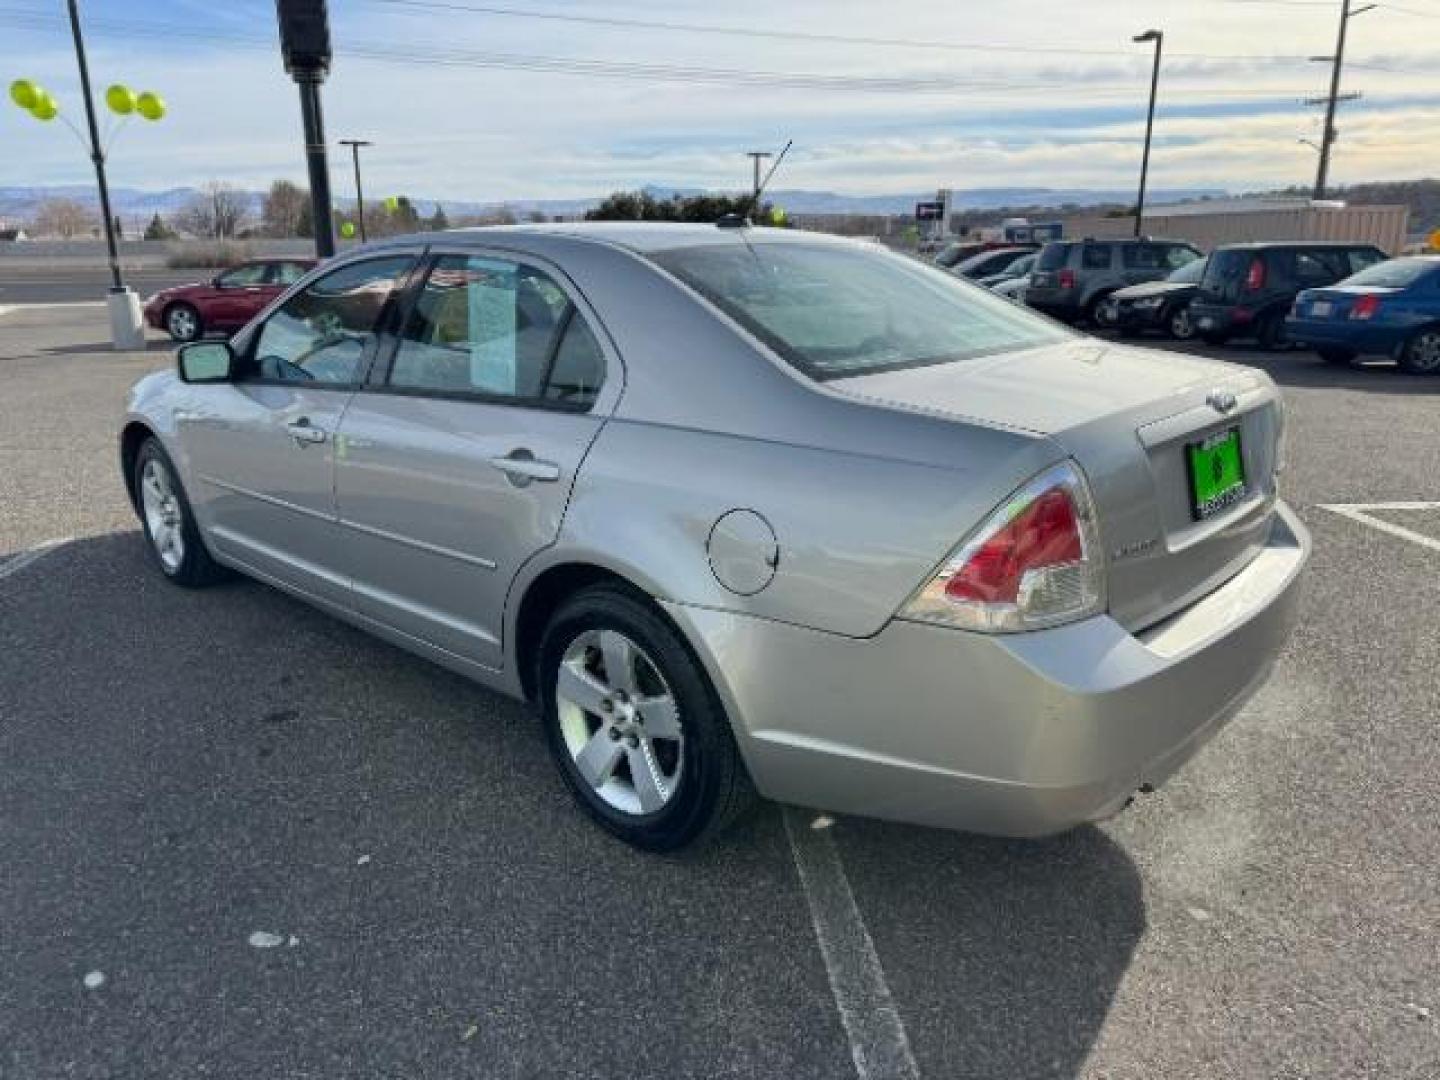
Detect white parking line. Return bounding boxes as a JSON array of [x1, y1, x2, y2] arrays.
[[783, 807, 920, 1080], [1317, 502, 1440, 554], [0, 538, 70, 580]]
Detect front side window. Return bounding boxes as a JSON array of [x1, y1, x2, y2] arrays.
[[245, 255, 413, 385], [387, 255, 605, 407], [217, 264, 268, 287], [651, 240, 1072, 381], [1122, 244, 1164, 270]]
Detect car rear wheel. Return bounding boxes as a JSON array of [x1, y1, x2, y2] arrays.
[[164, 302, 202, 343], [1317, 347, 1357, 367], [134, 438, 227, 587], [1167, 305, 1196, 341], [537, 584, 754, 851], [1399, 328, 1440, 375], [1255, 312, 1289, 351]]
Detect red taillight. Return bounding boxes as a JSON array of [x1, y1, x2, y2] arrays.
[[1350, 294, 1380, 320], [1245, 258, 1266, 291], [946, 489, 1083, 604], [1058, 268, 1076, 290], [902, 463, 1105, 633]]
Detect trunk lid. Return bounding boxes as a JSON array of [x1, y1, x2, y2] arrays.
[[1296, 285, 1403, 320], [830, 339, 1283, 632]]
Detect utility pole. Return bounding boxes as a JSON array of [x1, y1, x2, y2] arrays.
[[746, 151, 772, 207], [339, 138, 371, 241], [1308, 0, 1374, 200], [1132, 29, 1163, 238]]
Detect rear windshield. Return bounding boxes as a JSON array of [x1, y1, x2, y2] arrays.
[[1205, 250, 1250, 284], [1342, 258, 1435, 288], [1036, 243, 1071, 271], [651, 241, 1072, 381]]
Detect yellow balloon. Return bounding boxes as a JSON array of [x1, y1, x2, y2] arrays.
[[30, 94, 58, 122], [9, 78, 39, 110], [105, 84, 136, 115], [383, 196, 400, 212], [340, 221, 356, 239], [135, 91, 165, 121]]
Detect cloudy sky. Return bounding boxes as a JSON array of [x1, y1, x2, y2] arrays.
[[4, 0, 1440, 201]]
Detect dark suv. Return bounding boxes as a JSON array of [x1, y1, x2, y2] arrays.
[[1190, 242, 1387, 348], [1026, 238, 1200, 325]]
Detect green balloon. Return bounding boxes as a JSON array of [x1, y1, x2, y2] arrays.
[[105, 84, 135, 115], [383, 195, 400, 212], [9, 78, 39, 111], [135, 91, 165, 121], [340, 221, 356, 239], [30, 94, 58, 122]]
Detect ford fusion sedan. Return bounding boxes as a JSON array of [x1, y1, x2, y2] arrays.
[[1285, 255, 1440, 373], [120, 223, 1308, 851], [143, 258, 316, 342]]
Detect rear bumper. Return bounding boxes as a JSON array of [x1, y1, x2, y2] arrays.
[[1284, 317, 1404, 356], [665, 501, 1309, 837], [1190, 303, 1253, 337], [1025, 288, 1081, 320]]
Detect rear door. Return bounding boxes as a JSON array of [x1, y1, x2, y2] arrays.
[[180, 253, 419, 605], [333, 249, 618, 671]]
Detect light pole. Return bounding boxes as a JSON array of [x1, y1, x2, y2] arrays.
[[276, 0, 336, 259], [9, 3, 167, 349], [339, 138, 371, 242], [1132, 29, 1163, 238]]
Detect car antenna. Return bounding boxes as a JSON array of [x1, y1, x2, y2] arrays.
[[718, 140, 793, 228]]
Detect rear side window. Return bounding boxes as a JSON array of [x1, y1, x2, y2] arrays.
[[247, 255, 414, 385], [1082, 245, 1112, 269], [1292, 251, 1338, 287], [1036, 243, 1071, 271], [387, 254, 605, 408], [1346, 248, 1385, 275]]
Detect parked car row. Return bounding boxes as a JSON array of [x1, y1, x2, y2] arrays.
[[940, 234, 1440, 372]]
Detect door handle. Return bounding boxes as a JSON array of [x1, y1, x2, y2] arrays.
[[489, 450, 561, 486], [286, 419, 328, 445]]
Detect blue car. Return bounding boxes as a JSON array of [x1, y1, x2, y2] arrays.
[[1286, 255, 1440, 373]]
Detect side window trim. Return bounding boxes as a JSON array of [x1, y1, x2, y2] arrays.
[[364, 245, 614, 414], [238, 251, 421, 390]]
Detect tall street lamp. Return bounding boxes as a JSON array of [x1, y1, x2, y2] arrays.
[[339, 138, 371, 242], [1133, 29, 1164, 239]]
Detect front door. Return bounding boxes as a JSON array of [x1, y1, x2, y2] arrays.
[[334, 251, 615, 671], [208, 262, 273, 330], [179, 254, 418, 605]]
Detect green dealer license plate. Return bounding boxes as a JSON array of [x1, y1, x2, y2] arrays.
[[1187, 427, 1247, 520]]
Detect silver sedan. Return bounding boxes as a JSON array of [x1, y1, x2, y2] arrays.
[[120, 223, 1309, 850]]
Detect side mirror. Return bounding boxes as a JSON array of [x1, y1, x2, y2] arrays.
[[177, 341, 235, 383]]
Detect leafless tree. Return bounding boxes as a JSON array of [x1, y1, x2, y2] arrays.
[[177, 181, 251, 239], [261, 179, 308, 237], [32, 198, 98, 239]]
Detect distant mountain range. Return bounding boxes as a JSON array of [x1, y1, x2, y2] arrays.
[[0, 183, 1229, 224]]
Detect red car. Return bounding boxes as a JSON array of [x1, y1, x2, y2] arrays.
[[143, 258, 316, 342]]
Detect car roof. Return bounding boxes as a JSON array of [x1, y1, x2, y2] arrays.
[[1212, 241, 1382, 251], [364, 221, 861, 257]]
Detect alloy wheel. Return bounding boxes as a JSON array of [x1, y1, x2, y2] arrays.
[[1407, 331, 1440, 373], [555, 628, 684, 816], [167, 306, 198, 341], [1170, 306, 1194, 340], [140, 457, 186, 572]]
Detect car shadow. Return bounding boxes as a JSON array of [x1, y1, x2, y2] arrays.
[[40, 337, 177, 356], [832, 817, 1143, 1079], [1, 530, 1144, 1079]]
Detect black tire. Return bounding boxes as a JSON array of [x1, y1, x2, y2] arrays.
[[1255, 311, 1288, 352], [1398, 327, 1440, 375], [1167, 304, 1197, 341], [1084, 293, 1116, 329], [1317, 347, 1357, 367], [537, 584, 755, 851], [133, 438, 228, 587], [164, 302, 203, 343]]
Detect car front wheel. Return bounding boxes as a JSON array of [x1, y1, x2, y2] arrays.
[[164, 302, 202, 343], [537, 585, 753, 851], [1399, 328, 1440, 375], [134, 438, 227, 587]]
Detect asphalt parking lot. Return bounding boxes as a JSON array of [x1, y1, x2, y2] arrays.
[[2, 298, 1437, 1079]]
